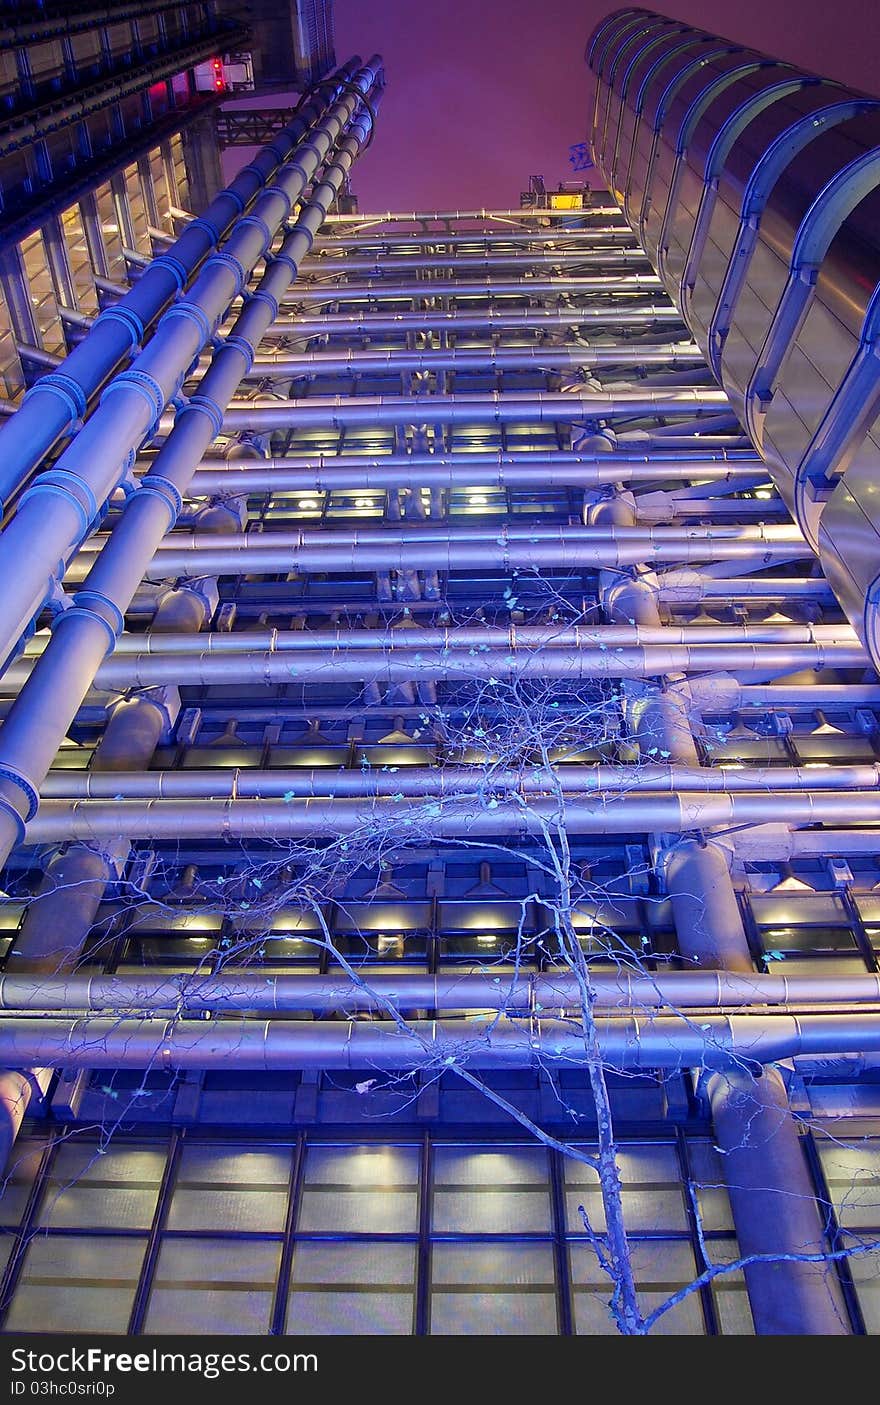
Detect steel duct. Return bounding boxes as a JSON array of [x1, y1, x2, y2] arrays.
[[21, 790, 880, 845], [243, 342, 703, 378], [263, 305, 684, 337], [35, 761, 880, 801], [67, 522, 814, 584], [0, 1013, 877, 1072], [194, 386, 730, 437], [180, 448, 762, 496], [0, 970, 878, 1014]]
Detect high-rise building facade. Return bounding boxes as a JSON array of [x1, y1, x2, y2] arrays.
[[0, 4, 877, 1339]]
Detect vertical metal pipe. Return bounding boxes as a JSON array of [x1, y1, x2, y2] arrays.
[[598, 472, 849, 1333], [707, 1068, 850, 1335], [0, 78, 382, 870], [0, 61, 364, 512]]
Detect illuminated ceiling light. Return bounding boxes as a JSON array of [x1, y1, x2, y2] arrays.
[[354, 497, 374, 508], [468, 493, 488, 506], [755, 489, 773, 499], [297, 498, 318, 510], [476, 933, 497, 945]]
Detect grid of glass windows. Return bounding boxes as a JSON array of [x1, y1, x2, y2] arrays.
[[7, 1129, 869, 1335]]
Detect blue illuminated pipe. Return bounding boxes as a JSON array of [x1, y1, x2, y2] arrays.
[[64, 520, 813, 584], [2, 1012, 879, 1073], [181, 447, 761, 495], [18, 618, 857, 661], [243, 342, 703, 378], [1, 969, 878, 1014], [308, 226, 634, 250], [295, 248, 650, 274], [1, 639, 863, 694], [212, 386, 729, 435], [320, 206, 623, 222], [0, 59, 363, 514], [280, 273, 663, 303], [0, 96, 382, 869], [37, 760, 880, 800], [0, 61, 382, 677], [263, 305, 684, 336]]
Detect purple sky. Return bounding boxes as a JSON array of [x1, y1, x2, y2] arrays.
[[332, 0, 880, 212]]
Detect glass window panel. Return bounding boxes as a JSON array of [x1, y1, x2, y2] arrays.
[[849, 1244, 880, 1334], [5, 1236, 146, 1334], [298, 1145, 420, 1234], [687, 1141, 735, 1233], [706, 1239, 755, 1335], [0, 284, 23, 399], [148, 148, 172, 230], [61, 206, 98, 314], [570, 1239, 704, 1336], [287, 1241, 415, 1334], [816, 1138, 880, 1230], [432, 1147, 551, 1234], [167, 1146, 290, 1233], [19, 232, 64, 354], [38, 1143, 165, 1230], [123, 163, 153, 255], [144, 1238, 280, 1335], [564, 1145, 688, 1233], [430, 1242, 557, 1335], [0, 1138, 43, 1227], [94, 183, 126, 279], [169, 134, 190, 212]]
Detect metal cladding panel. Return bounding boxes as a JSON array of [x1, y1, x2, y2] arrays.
[[716, 106, 877, 390], [623, 38, 719, 227], [637, 41, 731, 242], [586, 7, 880, 669], [643, 51, 766, 267], [603, 19, 686, 176], [599, 16, 681, 174], [590, 10, 654, 153], [819, 436, 880, 656], [617, 33, 702, 217], [661, 69, 805, 299], [697, 91, 866, 371], [680, 83, 846, 327], [612, 29, 694, 190]]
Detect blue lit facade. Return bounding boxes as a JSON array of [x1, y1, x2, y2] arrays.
[[0, 6, 876, 1338]]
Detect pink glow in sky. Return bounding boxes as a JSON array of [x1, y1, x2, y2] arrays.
[[332, 0, 880, 212]]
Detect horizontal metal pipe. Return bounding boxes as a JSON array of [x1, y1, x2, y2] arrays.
[[264, 305, 684, 337], [5, 641, 862, 692], [296, 248, 651, 275], [318, 208, 623, 222], [244, 343, 703, 379], [309, 226, 634, 250], [657, 573, 834, 601], [0, 1012, 877, 1071], [280, 274, 664, 304], [2, 971, 879, 1014], [22, 620, 857, 661], [204, 387, 731, 435], [67, 522, 813, 583], [37, 761, 880, 801], [686, 679, 880, 709], [181, 448, 762, 496], [23, 791, 880, 844]]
